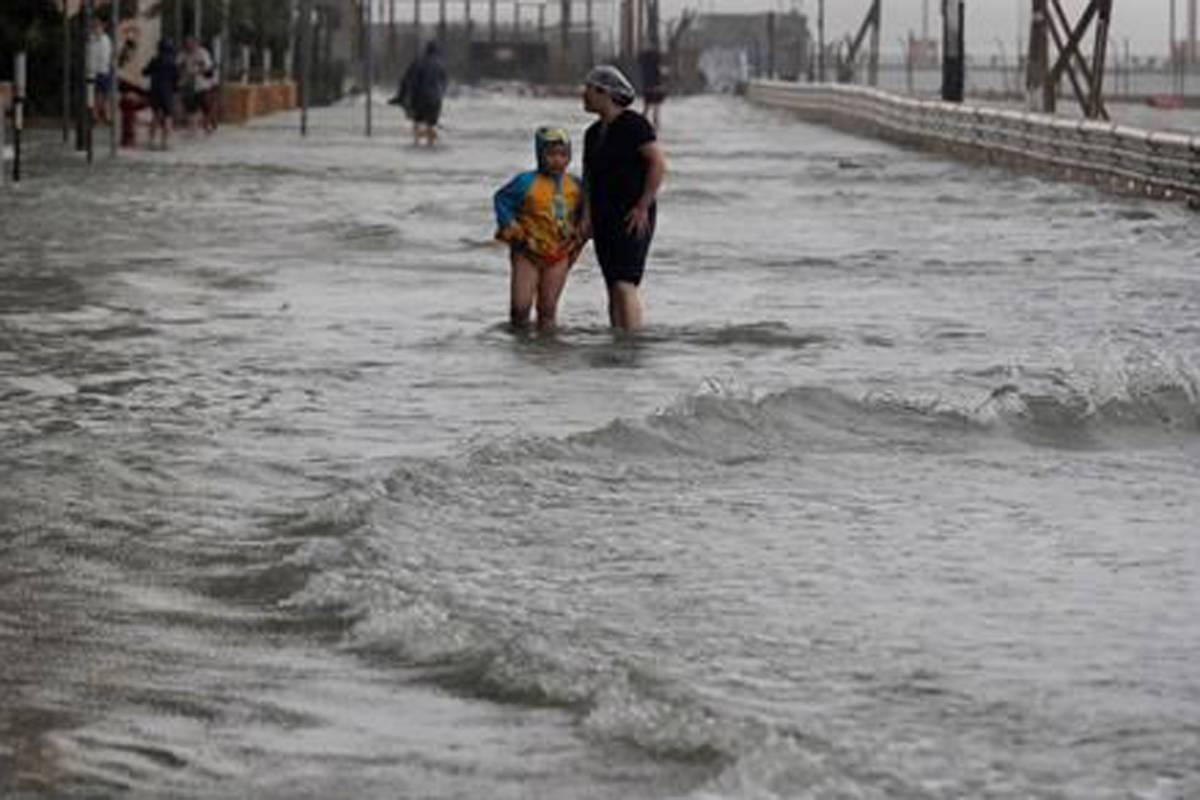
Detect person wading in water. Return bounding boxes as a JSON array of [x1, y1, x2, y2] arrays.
[[392, 42, 448, 147], [579, 65, 667, 333]]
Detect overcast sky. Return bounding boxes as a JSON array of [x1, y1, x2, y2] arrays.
[[658, 0, 1191, 57]]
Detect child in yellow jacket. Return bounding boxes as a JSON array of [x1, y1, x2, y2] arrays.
[[493, 127, 585, 330]]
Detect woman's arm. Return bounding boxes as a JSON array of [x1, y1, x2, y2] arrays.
[[626, 140, 666, 237]]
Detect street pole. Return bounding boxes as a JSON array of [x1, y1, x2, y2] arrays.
[[1, 82, 7, 187], [301, 0, 311, 136], [111, 0, 120, 157], [195, 0, 202, 38], [366, 0, 374, 137], [84, 0, 94, 164], [62, 0, 71, 144], [13, 52, 26, 183]]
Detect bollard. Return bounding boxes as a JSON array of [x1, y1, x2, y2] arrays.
[[13, 52, 26, 183]]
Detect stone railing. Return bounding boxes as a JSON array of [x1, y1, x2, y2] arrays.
[[747, 80, 1200, 202]]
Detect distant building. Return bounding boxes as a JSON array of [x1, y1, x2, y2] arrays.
[[673, 11, 811, 93]]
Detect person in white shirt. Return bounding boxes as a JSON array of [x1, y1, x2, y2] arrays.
[[178, 35, 217, 133], [86, 16, 114, 125]]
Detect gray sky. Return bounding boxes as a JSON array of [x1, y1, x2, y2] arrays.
[[660, 1, 1190, 58]]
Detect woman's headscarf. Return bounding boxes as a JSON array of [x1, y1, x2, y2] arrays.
[[585, 65, 636, 107]]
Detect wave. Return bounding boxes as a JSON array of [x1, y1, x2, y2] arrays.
[[268, 350, 1200, 774]]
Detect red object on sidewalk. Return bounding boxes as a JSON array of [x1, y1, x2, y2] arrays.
[[119, 92, 147, 147], [1147, 94, 1185, 110]]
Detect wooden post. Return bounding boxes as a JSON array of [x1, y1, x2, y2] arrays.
[[1046, 0, 1110, 119], [1027, 0, 1051, 111], [942, 0, 964, 102], [818, 0, 825, 81], [868, 0, 881, 87], [1087, 0, 1113, 118]]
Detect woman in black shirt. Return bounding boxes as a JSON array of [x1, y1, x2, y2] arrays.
[[580, 66, 667, 332]]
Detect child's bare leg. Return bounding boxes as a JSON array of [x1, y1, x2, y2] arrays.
[[509, 253, 538, 329], [535, 259, 570, 331]]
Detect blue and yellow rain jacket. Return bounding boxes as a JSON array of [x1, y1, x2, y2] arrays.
[[493, 128, 585, 264]]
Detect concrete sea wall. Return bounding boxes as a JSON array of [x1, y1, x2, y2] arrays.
[[747, 80, 1200, 204]]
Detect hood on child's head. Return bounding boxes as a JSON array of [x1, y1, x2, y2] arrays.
[[535, 126, 571, 172]]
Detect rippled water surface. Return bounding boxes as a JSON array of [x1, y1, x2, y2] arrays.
[[2, 92, 1199, 799]]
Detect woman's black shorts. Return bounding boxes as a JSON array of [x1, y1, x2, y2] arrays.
[[593, 206, 656, 287]]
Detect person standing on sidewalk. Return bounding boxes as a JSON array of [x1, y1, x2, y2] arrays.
[[87, 16, 114, 125]]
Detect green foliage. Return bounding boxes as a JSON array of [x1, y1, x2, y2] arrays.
[[0, 0, 66, 110], [1, 0, 60, 56]]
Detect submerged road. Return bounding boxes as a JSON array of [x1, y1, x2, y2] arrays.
[[2, 91, 1198, 799]]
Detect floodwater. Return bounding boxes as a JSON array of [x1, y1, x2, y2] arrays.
[[2, 91, 1199, 799]]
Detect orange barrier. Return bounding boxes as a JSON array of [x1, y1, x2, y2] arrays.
[[219, 82, 297, 124]]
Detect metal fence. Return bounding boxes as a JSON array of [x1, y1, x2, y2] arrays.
[[746, 80, 1200, 203]]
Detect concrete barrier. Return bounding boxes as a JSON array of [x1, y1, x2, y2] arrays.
[[747, 80, 1200, 203]]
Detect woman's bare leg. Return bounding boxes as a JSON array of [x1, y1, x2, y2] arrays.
[[607, 280, 643, 333]]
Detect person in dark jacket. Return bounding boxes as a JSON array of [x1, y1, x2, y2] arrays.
[[142, 39, 178, 150], [391, 42, 448, 147]]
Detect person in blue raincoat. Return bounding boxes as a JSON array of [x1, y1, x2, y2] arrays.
[[493, 127, 586, 331]]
